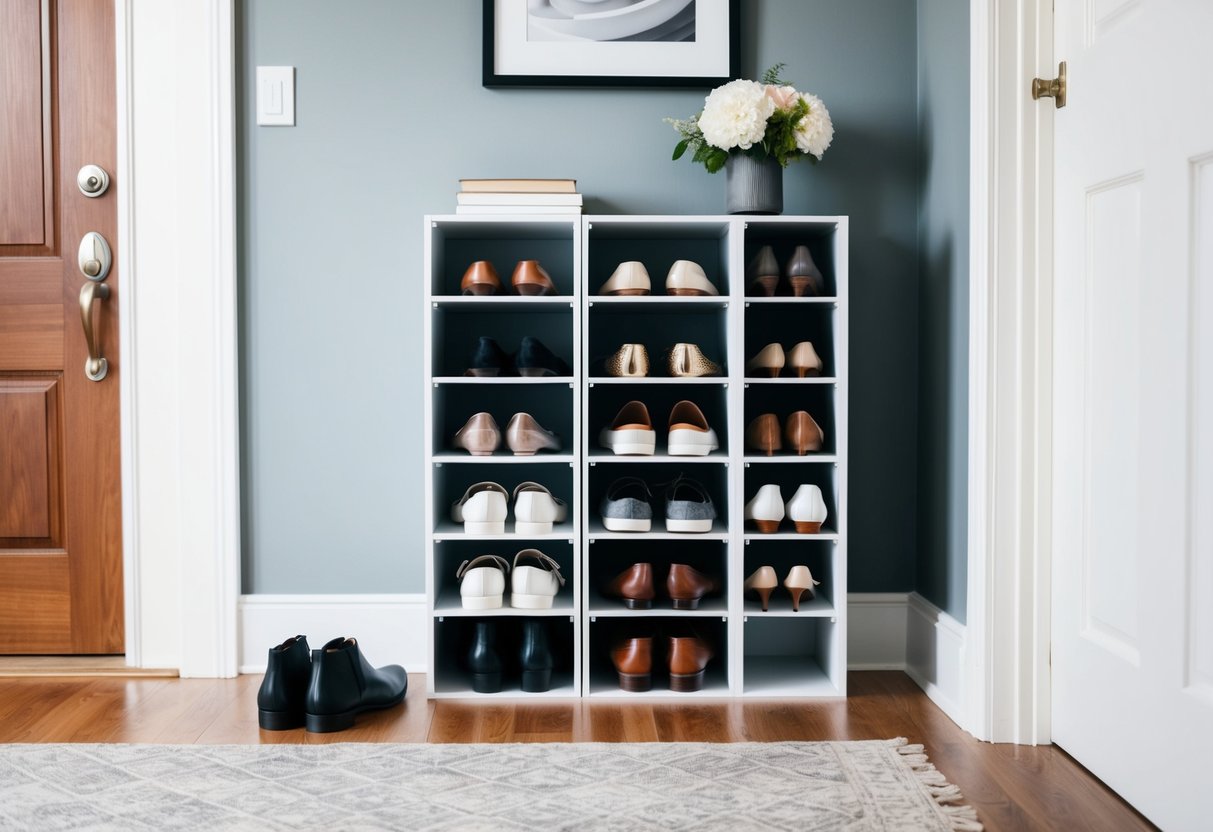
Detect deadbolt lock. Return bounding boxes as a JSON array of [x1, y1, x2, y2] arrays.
[[77, 164, 110, 197]]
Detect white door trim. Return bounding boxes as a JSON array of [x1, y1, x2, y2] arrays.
[[964, 0, 1054, 744], [115, 0, 240, 676]]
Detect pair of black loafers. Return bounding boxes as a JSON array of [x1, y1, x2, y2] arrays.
[[467, 335, 571, 377], [257, 635, 407, 733]]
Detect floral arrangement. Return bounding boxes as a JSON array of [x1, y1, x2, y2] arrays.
[[666, 64, 834, 173]]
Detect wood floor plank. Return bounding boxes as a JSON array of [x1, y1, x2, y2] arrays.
[[0, 671, 1156, 831]]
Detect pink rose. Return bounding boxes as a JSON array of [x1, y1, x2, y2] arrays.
[[764, 84, 799, 111]]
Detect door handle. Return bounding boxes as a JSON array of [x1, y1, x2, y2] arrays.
[[79, 281, 111, 381]]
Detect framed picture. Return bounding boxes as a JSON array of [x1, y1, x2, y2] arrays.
[[483, 0, 740, 88]]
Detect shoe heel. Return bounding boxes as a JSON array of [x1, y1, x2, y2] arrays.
[[617, 672, 652, 692], [754, 586, 773, 612], [472, 672, 503, 693], [793, 521, 823, 534], [751, 276, 778, 296], [788, 587, 810, 612], [521, 669, 552, 692], [671, 598, 701, 610], [763, 367, 781, 378], [258, 709, 304, 731], [666, 287, 709, 297], [464, 368, 500, 377], [670, 669, 706, 692], [788, 276, 816, 297], [753, 519, 781, 533], [516, 368, 556, 378], [793, 365, 821, 378], [514, 283, 550, 296], [305, 710, 356, 733], [462, 283, 497, 296], [622, 598, 653, 610]]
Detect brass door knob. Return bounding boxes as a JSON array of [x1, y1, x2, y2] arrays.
[[1032, 61, 1067, 108]]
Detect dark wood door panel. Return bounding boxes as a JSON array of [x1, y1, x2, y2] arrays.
[[0, 376, 62, 545], [0, 0, 54, 249], [0, 555, 71, 653]]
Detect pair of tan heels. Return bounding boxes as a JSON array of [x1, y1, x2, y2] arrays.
[[746, 412, 824, 456], [746, 245, 825, 297], [460, 260, 556, 296], [452, 412, 559, 456], [746, 342, 824, 378], [744, 565, 821, 612], [605, 343, 722, 378]]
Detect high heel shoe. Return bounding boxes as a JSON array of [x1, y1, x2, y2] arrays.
[[786, 484, 828, 533], [505, 412, 560, 455], [744, 484, 785, 533], [605, 343, 650, 377], [666, 343, 722, 377], [788, 341, 824, 377], [784, 411, 824, 455], [746, 245, 780, 296], [745, 414, 782, 456], [786, 245, 825, 297], [452, 412, 501, 455], [460, 261, 500, 296], [784, 565, 821, 612], [744, 566, 778, 611], [746, 343, 786, 377], [665, 260, 718, 296]]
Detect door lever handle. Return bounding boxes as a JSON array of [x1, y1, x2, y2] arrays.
[[79, 281, 111, 381]]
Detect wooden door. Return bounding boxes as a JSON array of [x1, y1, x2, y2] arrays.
[[1052, 0, 1213, 828], [0, 0, 122, 653]]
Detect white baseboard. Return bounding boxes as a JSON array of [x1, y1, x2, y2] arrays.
[[238, 594, 427, 674], [904, 591, 967, 726], [846, 593, 909, 669]]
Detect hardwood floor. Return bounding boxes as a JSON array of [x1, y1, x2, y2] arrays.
[[0, 671, 1152, 831]]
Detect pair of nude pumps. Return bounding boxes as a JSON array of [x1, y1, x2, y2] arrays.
[[452, 412, 559, 456], [599, 260, 718, 296], [744, 565, 821, 612], [746, 341, 824, 378]]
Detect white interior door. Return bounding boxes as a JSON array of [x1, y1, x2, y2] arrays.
[[1052, 1, 1213, 829]]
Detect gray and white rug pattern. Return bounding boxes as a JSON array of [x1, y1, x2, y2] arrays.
[[0, 739, 981, 831]]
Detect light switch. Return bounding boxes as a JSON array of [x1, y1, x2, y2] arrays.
[[256, 66, 295, 126]]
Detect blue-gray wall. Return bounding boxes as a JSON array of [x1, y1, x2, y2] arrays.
[[238, 0, 924, 594], [915, 0, 969, 621]]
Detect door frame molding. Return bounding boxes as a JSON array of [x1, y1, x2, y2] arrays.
[[963, 0, 1054, 744], [115, 0, 240, 676]]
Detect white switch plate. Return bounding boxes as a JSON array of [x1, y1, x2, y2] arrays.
[[256, 66, 295, 126]]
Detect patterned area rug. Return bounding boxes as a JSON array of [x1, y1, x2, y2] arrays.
[[0, 739, 982, 831]]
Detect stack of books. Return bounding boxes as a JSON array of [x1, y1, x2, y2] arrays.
[[456, 179, 582, 215]]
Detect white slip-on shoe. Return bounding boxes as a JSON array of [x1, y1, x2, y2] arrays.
[[450, 482, 509, 534], [667, 400, 719, 457], [599, 261, 651, 296], [785, 484, 828, 533], [598, 400, 656, 455], [744, 484, 785, 533], [512, 481, 568, 535], [510, 549, 566, 609], [457, 555, 510, 609], [665, 260, 718, 296]]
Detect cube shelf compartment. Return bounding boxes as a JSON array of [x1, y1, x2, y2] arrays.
[[424, 214, 847, 699]]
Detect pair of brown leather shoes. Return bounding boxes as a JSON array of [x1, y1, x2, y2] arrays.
[[460, 260, 556, 296], [605, 563, 718, 610], [611, 634, 714, 692], [746, 411, 824, 456]]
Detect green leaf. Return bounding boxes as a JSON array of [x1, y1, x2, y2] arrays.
[[672, 139, 689, 161], [705, 148, 729, 174]]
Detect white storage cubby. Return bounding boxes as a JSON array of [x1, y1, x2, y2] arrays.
[[424, 214, 847, 699]]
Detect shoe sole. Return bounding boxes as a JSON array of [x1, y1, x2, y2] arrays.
[[665, 518, 713, 533], [521, 669, 552, 692], [258, 709, 305, 731], [602, 517, 652, 532], [304, 688, 407, 733]]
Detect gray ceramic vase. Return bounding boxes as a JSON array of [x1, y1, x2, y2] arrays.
[[725, 153, 783, 215]]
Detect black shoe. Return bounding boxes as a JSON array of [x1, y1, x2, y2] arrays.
[[516, 336, 570, 377], [467, 621, 502, 693], [303, 637, 407, 733], [257, 635, 310, 730], [466, 336, 510, 377], [520, 620, 553, 692]]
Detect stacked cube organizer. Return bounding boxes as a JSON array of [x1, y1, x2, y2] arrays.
[[424, 214, 847, 698]]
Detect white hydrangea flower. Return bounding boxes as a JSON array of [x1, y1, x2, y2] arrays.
[[698, 79, 775, 151], [794, 92, 834, 160]]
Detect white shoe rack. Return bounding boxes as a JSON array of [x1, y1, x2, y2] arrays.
[[424, 214, 847, 699]]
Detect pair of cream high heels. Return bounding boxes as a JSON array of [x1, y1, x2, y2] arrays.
[[599, 260, 719, 296], [746, 342, 824, 378], [744, 565, 821, 612]]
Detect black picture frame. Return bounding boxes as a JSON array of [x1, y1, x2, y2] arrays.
[[483, 0, 740, 88]]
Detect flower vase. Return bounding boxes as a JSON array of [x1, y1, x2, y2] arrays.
[[725, 154, 783, 215]]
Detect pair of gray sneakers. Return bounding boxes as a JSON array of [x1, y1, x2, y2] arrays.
[[600, 475, 717, 534]]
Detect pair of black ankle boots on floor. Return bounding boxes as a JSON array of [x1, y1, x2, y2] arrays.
[[257, 635, 407, 733], [468, 619, 553, 693]]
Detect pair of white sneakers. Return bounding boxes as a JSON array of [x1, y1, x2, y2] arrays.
[[744, 484, 829, 533], [450, 481, 567, 535], [457, 550, 565, 610]]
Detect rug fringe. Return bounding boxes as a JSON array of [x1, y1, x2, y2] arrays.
[[888, 738, 984, 831]]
